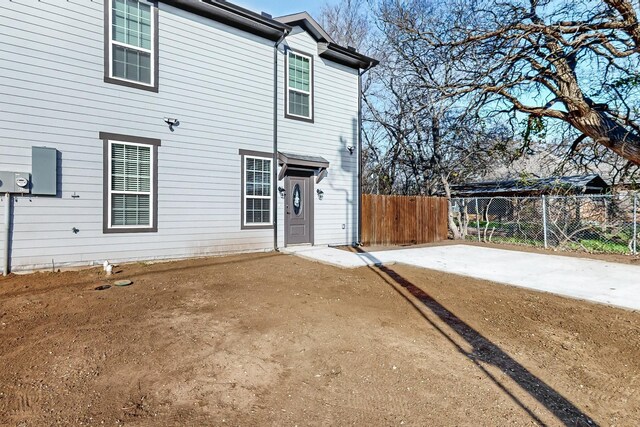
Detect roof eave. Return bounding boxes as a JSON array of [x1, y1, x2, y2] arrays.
[[318, 42, 379, 70], [162, 0, 291, 41]]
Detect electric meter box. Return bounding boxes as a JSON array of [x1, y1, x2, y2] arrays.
[[0, 171, 31, 194], [32, 146, 58, 196]]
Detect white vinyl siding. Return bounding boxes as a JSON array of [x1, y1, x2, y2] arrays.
[[244, 156, 272, 226], [0, 4, 359, 271], [277, 27, 360, 248], [1, 2, 277, 271], [110, 0, 154, 85], [287, 51, 312, 119], [109, 141, 153, 228]]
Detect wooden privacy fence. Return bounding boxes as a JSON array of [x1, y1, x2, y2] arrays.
[[361, 194, 448, 246]]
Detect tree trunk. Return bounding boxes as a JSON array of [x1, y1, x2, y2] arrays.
[[569, 110, 640, 165], [441, 176, 463, 240]]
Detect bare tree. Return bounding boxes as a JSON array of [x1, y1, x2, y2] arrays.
[[362, 52, 514, 237], [320, 0, 536, 238], [319, 0, 385, 196], [378, 0, 640, 165], [319, 0, 371, 51]]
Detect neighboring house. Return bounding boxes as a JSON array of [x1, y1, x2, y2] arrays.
[[450, 175, 612, 227], [450, 174, 610, 198], [0, 0, 377, 272]]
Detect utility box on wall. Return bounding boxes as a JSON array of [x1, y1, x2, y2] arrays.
[[32, 146, 58, 196], [0, 171, 31, 194]]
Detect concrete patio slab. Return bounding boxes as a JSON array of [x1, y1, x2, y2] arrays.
[[281, 245, 382, 268], [283, 244, 640, 311]]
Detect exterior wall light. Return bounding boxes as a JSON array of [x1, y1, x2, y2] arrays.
[[164, 117, 180, 132], [278, 186, 286, 198], [347, 145, 355, 155], [316, 189, 324, 200]]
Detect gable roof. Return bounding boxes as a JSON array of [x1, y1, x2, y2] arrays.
[[277, 11, 378, 70], [450, 174, 610, 197], [276, 12, 335, 43]]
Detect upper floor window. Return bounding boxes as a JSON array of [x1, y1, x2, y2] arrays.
[[286, 50, 314, 122], [105, 0, 159, 92]]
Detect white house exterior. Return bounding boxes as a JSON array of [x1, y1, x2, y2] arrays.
[[0, 0, 377, 273]]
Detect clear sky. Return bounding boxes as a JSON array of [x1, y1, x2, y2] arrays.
[[233, 0, 335, 18]]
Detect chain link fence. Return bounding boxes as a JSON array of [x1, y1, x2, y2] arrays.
[[451, 194, 639, 255]]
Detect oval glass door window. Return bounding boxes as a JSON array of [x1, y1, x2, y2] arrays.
[[292, 184, 302, 215]]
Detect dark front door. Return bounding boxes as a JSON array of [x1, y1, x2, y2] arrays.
[[285, 173, 313, 245]]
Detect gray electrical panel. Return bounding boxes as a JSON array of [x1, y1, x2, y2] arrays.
[[0, 171, 31, 194], [32, 146, 58, 196]]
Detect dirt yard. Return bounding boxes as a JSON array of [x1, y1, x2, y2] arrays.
[[0, 253, 638, 426]]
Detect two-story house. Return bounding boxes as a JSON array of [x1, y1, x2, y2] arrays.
[[0, 0, 377, 273]]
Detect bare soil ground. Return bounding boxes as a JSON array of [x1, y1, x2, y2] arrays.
[[0, 252, 638, 426]]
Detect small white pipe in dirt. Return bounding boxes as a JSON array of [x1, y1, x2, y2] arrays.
[[3, 193, 10, 276]]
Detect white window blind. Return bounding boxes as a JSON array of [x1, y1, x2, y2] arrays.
[[110, 142, 152, 227]]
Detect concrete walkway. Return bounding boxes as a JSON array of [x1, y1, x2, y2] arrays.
[[282, 245, 640, 311]]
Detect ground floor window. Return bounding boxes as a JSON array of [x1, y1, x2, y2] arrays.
[[100, 132, 160, 233], [240, 150, 273, 229]]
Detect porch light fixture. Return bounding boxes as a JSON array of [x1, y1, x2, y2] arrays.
[[316, 189, 324, 200], [347, 145, 355, 155], [278, 186, 286, 198], [164, 117, 180, 132]]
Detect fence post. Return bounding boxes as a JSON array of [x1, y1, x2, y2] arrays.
[[634, 192, 638, 256], [542, 195, 549, 249], [475, 198, 481, 242]]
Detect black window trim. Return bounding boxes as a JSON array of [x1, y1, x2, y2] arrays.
[[284, 48, 315, 123], [104, 0, 160, 93], [101, 132, 160, 234], [239, 149, 274, 230]]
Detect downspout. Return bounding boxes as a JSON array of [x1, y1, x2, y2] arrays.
[[357, 62, 375, 246], [3, 193, 10, 276], [273, 29, 290, 251]]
